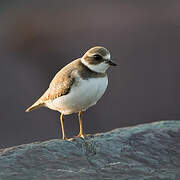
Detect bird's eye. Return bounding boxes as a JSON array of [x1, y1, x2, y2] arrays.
[[93, 54, 102, 60]]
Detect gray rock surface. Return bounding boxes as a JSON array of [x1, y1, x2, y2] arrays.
[[0, 121, 180, 180]]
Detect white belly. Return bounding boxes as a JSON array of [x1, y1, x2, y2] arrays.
[[46, 76, 108, 115]]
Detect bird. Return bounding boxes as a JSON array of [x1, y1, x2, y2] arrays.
[[26, 46, 117, 140]]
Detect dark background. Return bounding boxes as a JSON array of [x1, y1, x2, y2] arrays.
[[0, 0, 180, 148]]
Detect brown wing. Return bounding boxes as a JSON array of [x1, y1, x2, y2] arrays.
[[25, 59, 80, 112], [25, 67, 75, 112], [47, 68, 75, 100], [44, 59, 82, 101]]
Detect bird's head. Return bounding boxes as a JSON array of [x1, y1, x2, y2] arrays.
[[81, 46, 117, 73]]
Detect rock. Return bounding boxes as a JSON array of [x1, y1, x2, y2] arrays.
[[0, 121, 180, 180]]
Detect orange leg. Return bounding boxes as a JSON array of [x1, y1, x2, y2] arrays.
[[77, 111, 84, 138], [60, 114, 67, 140]]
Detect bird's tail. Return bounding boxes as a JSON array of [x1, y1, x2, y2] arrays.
[[25, 102, 45, 112], [25, 89, 49, 112]]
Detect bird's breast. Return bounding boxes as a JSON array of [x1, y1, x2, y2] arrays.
[[47, 75, 108, 114], [76, 75, 108, 104]]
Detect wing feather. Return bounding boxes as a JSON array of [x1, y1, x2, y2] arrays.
[[26, 59, 80, 112]]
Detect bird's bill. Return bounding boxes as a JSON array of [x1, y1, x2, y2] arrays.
[[107, 60, 117, 66]]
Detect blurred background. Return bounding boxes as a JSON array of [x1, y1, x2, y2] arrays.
[[0, 0, 180, 148]]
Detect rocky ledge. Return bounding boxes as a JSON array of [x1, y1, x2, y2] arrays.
[[0, 121, 180, 180]]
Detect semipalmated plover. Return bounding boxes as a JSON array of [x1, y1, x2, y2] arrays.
[[26, 46, 117, 139]]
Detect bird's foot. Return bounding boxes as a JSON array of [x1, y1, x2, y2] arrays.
[[67, 133, 94, 141], [62, 136, 68, 140], [76, 133, 85, 139], [67, 135, 84, 141]]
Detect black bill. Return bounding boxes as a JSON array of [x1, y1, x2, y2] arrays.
[[107, 60, 117, 66]]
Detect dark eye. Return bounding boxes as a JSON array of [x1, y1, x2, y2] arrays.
[[93, 54, 102, 60]]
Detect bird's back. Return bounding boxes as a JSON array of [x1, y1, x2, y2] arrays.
[[25, 59, 81, 112]]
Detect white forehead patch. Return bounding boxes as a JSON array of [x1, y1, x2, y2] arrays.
[[104, 54, 110, 60]]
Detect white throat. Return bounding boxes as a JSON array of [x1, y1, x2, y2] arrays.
[[81, 57, 109, 73]]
